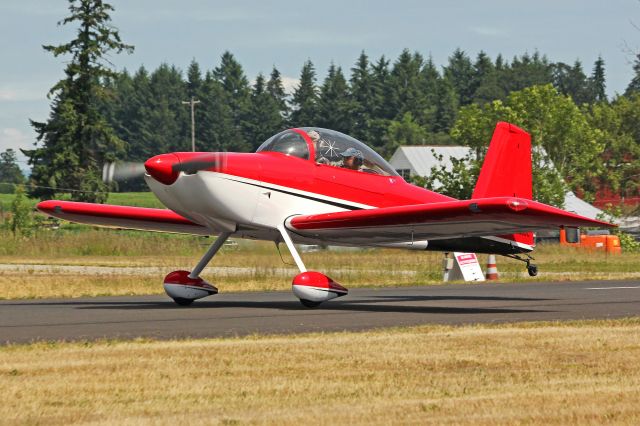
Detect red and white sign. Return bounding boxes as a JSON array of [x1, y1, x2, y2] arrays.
[[444, 252, 485, 282]]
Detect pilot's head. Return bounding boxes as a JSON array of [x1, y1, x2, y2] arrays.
[[307, 130, 320, 142], [340, 147, 363, 170]]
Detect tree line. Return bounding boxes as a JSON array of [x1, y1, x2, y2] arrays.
[[103, 49, 609, 160], [95, 48, 640, 201]]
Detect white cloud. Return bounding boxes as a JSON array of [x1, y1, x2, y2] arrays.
[[0, 128, 30, 152], [470, 26, 508, 37], [0, 89, 18, 101], [248, 75, 299, 96], [263, 29, 379, 48], [0, 86, 46, 102], [281, 76, 300, 95]]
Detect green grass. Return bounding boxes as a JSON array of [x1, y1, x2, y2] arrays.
[[0, 192, 163, 212], [106, 192, 164, 208]]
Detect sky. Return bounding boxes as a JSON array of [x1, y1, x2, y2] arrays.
[[1, 0, 639, 169]]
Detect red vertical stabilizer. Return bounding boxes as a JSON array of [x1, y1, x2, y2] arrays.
[[473, 122, 534, 247]]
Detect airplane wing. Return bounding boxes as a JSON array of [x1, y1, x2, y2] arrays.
[[37, 200, 212, 235], [285, 197, 615, 244]]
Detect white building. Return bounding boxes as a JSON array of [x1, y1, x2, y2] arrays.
[[389, 145, 605, 220]]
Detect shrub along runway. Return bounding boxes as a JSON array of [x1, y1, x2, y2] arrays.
[[1, 279, 639, 344]]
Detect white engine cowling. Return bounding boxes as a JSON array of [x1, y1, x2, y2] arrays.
[[163, 270, 217, 302], [292, 271, 348, 304]]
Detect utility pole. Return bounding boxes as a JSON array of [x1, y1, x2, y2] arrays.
[[182, 97, 201, 151]]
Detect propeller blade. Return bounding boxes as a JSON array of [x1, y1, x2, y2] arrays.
[[102, 161, 146, 183]]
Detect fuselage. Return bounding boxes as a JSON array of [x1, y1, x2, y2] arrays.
[[145, 149, 531, 255]]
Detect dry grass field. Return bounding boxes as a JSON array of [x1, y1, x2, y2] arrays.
[[1, 319, 640, 425]]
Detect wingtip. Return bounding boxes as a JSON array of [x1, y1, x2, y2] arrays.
[[36, 199, 60, 213]]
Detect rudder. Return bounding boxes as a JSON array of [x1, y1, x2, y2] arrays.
[[472, 122, 532, 199], [472, 122, 534, 248]]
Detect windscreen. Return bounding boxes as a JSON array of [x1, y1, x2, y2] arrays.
[[302, 127, 397, 176], [256, 130, 309, 160]]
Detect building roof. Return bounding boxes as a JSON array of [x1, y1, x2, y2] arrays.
[[563, 191, 605, 220], [389, 145, 471, 176]]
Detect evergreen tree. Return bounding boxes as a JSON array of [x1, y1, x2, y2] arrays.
[[433, 75, 458, 132], [624, 53, 640, 96], [349, 51, 374, 142], [553, 60, 590, 104], [370, 55, 392, 120], [198, 71, 241, 152], [244, 73, 286, 149], [502, 52, 553, 93], [289, 60, 319, 127], [589, 56, 606, 103], [266, 67, 289, 120], [471, 51, 503, 104], [495, 54, 505, 73], [443, 48, 475, 107], [418, 56, 440, 130], [186, 59, 203, 99], [122, 67, 153, 160], [148, 64, 189, 153], [107, 68, 150, 191], [317, 64, 353, 133], [367, 55, 393, 151], [23, 0, 133, 202], [0, 149, 25, 193], [213, 51, 251, 150], [389, 49, 427, 123]]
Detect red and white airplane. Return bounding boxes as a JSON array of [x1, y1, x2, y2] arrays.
[[37, 122, 613, 307]]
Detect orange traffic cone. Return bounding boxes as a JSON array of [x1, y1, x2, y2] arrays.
[[485, 254, 499, 280]]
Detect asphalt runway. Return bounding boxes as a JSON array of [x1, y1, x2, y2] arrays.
[[2, 279, 640, 344]]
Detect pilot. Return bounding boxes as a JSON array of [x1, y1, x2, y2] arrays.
[[339, 147, 364, 171], [308, 129, 329, 164]]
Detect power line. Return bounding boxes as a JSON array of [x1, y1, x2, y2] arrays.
[[0, 181, 108, 194]]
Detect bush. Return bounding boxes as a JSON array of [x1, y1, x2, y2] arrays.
[[0, 183, 16, 194], [616, 231, 640, 253], [9, 185, 33, 237]]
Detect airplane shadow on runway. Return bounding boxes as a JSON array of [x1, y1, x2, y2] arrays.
[[6, 295, 554, 315]]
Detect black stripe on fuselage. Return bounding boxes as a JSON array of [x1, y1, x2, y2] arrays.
[[223, 177, 363, 211]]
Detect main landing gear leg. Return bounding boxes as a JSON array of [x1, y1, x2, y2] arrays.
[[277, 224, 348, 308], [163, 232, 232, 306], [503, 253, 538, 277]]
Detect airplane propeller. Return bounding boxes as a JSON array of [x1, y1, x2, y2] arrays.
[[103, 153, 227, 185], [102, 161, 146, 184]]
